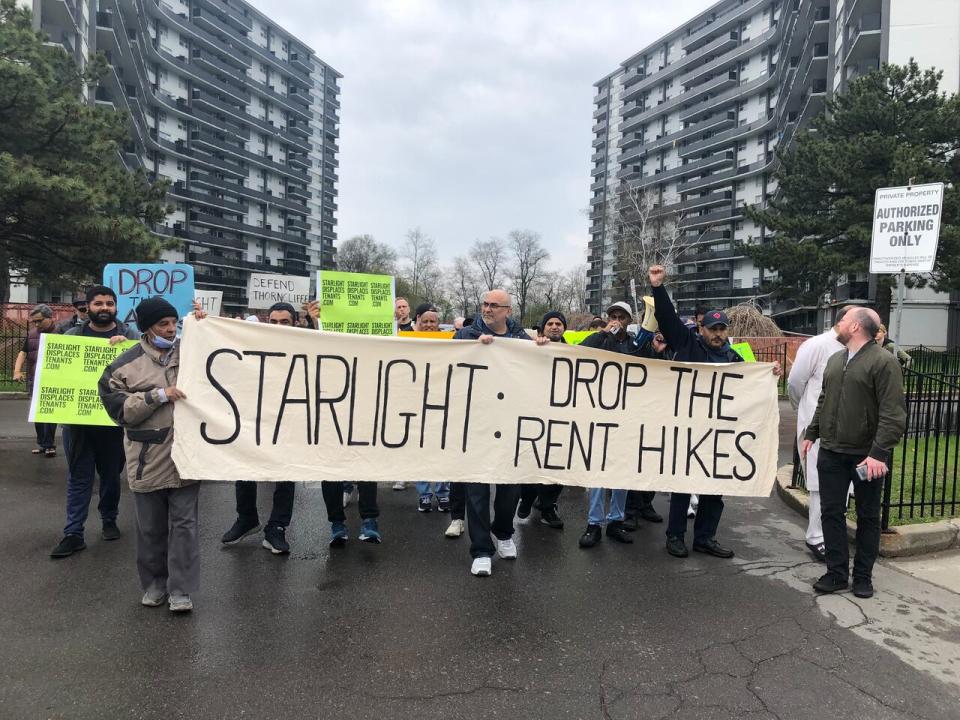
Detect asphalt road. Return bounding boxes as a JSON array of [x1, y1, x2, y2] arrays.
[[0, 398, 958, 720]]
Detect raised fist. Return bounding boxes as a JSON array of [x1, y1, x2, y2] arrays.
[[648, 265, 666, 288]]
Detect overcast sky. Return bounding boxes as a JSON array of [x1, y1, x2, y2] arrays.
[[252, 0, 716, 271]]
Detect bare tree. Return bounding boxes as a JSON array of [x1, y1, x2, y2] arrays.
[[336, 234, 397, 274], [565, 263, 589, 315], [447, 255, 482, 317], [469, 237, 506, 291], [608, 182, 706, 295], [399, 227, 439, 301], [506, 229, 550, 326]]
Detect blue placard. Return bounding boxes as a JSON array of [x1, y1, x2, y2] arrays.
[[103, 263, 195, 333]]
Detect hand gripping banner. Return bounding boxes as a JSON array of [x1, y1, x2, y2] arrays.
[[172, 316, 780, 495]]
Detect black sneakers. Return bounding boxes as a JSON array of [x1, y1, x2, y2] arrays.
[[692, 538, 735, 558], [516, 498, 533, 520], [813, 573, 849, 593], [578, 524, 602, 548], [606, 521, 633, 544], [418, 495, 433, 513], [262, 525, 290, 554], [852, 578, 874, 598], [539, 506, 564, 529], [50, 534, 86, 558], [221, 517, 261, 545], [101, 522, 121, 541], [806, 542, 827, 563]]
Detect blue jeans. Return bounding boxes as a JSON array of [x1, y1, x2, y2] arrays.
[[63, 426, 123, 537], [588, 488, 627, 525], [415, 482, 450, 499]]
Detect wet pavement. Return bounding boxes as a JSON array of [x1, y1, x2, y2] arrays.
[[1, 398, 959, 719]]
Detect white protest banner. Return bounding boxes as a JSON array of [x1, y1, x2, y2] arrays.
[[870, 182, 944, 273], [194, 290, 223, 317], [172, 317, 780, 495], [246, 273, 312, 310]]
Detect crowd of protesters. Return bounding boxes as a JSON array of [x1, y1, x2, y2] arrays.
[[12, 263, 907, 612]]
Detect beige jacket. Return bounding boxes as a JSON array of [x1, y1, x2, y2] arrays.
[[98, 338, 196, 492]]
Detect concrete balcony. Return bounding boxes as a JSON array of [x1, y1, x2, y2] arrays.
[[681, 0, 767, 51], [844, 13, 882, 65], [679, 28, 778, 88]]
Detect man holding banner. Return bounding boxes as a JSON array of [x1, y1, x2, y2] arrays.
[[221, 302, 302, 555], [50, 286, 140, 559], [517, 310, 569, 530], [412, 303, 452, 513], [453, 289, 547, 576], [649, 267, 748, 561], [100, 297, 199, 612]]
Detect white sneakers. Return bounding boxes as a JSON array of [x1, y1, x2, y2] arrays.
[[471, 557, 492, 576], [141, 589, 167, 607], [392, 481, 406, 490], [496, 538, 518, 559], [445, 519, 465, 538], [168, 594, 193, 613]]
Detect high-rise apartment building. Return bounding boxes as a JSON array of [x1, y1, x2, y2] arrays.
[[589, 0, 960, 344], [29, 0, 340, 313]]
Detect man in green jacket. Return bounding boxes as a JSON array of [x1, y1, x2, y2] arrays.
[[801, 307, 907, 599]]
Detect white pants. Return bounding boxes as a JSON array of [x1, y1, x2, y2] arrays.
[[806, 490, 823, 545]]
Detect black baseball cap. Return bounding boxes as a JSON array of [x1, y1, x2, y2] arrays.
[[701, 310, 730, 328]]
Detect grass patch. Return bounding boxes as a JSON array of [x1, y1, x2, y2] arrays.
[[836, 434, 960, 526], [0, 380, 27, 393]]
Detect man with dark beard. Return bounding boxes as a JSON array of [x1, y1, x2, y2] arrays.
[[50, 286, 140, 558]]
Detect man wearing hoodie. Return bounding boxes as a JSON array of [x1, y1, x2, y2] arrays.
[[649, 265, 779, 560], [516, 310, 569, 530], [453, 289, 548, 576]]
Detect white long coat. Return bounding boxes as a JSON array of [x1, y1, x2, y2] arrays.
[[787, 330, 843, 491]]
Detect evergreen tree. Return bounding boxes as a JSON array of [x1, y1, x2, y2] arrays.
[[0, 0, 171, 301], [745, 61, 960, 319]]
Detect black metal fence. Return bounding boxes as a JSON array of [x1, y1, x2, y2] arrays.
[[790, 365, 960, 527], [883, 368, 960, 527], [0, 323, 27, 386], [752, 341, 789, 398], [904, 345, 960, 375]]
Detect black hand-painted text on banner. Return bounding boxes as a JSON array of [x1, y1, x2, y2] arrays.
[[172, 316, 780, 495]]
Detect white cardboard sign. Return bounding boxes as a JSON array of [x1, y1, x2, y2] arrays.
[[246, 273, 312, 309], [194, 290, 223, 317], [870, 182, 944, 274]]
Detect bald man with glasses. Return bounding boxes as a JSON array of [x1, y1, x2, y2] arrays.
[[453, 289, 549, 576]]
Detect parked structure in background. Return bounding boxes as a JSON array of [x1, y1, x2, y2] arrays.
[[588, 0, 960, 345], [16, 0, 340, 314]]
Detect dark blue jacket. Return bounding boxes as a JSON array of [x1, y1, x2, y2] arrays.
[[652, 285, 742, 364], [454, 316, 533, 341]]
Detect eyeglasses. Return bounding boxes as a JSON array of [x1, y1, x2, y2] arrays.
[[481, 302, 510, 310], [76, 307, 87, 313]]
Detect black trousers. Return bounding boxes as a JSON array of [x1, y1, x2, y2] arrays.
[[818, 448, 883, 581], [519, 483, 563, 511], [625, 490, 656, 516], [321, 481, 379, 522], [235, 481, 295, 528], [449, 481, 466, 520], [666, 493, 723, 543], [35, 422, 56, 450], [466, 483, 520, 559]]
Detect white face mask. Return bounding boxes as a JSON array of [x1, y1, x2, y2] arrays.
[[151, 335, 175, 349]]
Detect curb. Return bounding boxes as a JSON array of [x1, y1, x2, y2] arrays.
[[775, 464, 960, 558], [0, 393, 29, 400]]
